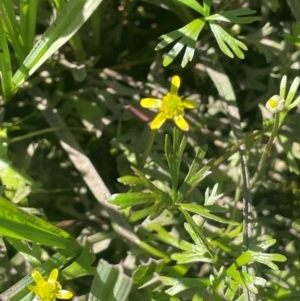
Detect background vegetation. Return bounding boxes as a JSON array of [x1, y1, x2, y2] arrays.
[[0, 0, 300, 300]]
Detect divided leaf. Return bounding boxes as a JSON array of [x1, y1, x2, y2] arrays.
[[155, 18, 206, 67], [209, 22, 248, 59], [207, 9, 259, 24]]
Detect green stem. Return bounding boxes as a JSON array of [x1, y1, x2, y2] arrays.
[[213, 129, 267, 167], [8, 127, 86, 144], [250, 114, 280, 189], [225, 176, 241, 234], [140, 130, 156, 168]]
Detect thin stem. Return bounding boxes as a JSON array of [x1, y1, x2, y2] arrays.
[[8, 127, 87, 144], [139, 129, 156, 168], [205, 63, 256, 301], [250, 114, 280, 189], [225, 176, 241, 234], [213, 129, 267, 167]]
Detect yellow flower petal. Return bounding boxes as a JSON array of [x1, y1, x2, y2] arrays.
[[31, 270, 45, 285], [173, 115, 189, 131], [56, 290, 74, 299], [170, 75, 181, 95], [48, 268, 59, 284], [150, 112, 167, 130], [182, 99, 197, 109], [140, 75, 196, 131], [140, 98, 162, 108], [28, 285, 39, 294]]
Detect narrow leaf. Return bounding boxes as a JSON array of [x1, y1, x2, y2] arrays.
[[19, 0, 38, 53], [0, 195, 80, 250], [109, 192, 156, 209], [0, 0, 26, 62], [177, 158, 214, 203], [0, 18, 13, 100], [209, 22, 248, 59], [207, 9, 259, 24], [12, 0, 104, 94], [171, 252, 212, 264], [117, 175, 145, 186], [179, 203, 239, 225], [172, 0, 205, 15], [160, 276, 210, 296]]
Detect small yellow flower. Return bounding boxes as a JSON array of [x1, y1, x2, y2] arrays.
[[28, 269, 73, 301], [140, 75, 196, 131]]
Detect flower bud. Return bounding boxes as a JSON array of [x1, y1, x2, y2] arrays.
[[266, 95, 285, 114]]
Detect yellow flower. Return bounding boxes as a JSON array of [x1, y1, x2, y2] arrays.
[[28, 269, 73, 301], [140, 75, 196, 131]]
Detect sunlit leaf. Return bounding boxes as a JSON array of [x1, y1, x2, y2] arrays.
[[179, 203, 239, 225], [172, 0, 205, 15], [155, 18, 206, 67], [88, 259, 133, 301], [209, 22, 248, 59], [0, 18, 13, 100], [171, 252, 212, 264], [176, 159, 214, 203], [160, 276, 210, 296], [0, 195, 80, 250], [228, 250, 287, 273], [204, 183, 223, 206], [12, 0, 105, 97], [109, 192, 156, 209], [227, 270, 265, 294], [207, 9, 259, 24], [62, 246, 96, 279]]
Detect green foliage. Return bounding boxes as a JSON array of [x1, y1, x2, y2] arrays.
[[89, 259, 133, 301], [155, 1, 259, 66], [0, 0, 300, 301]]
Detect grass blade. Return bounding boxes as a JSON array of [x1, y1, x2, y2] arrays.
[[0, 18, 13, 101], [19, 0, 38, 54], [0, 0, 26, 62], [12, 0, 104, 95], [0, 195, 81, 251]]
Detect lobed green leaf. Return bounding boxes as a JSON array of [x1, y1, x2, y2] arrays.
[[179, 203, 239, 225], [176, 158, 214, 203], [209, 22, 248, 59], [155, 18, 206, 67], [207, 9, 259, 24], [160, 276, 210, 296]]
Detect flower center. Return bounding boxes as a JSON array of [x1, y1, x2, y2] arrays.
[[160, 93, 184, 119], [38, 282, 60, 301], [268, 99, 278, 108]]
